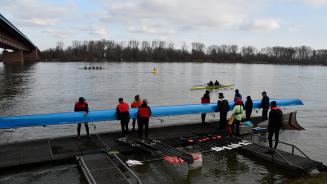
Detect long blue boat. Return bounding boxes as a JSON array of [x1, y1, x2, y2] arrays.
[[0, 99, 303, 128]]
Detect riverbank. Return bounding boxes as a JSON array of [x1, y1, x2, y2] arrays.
[[37, 59, 327, 66]]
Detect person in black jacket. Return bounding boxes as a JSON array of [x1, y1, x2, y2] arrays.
[[216, 93, 230, 129], [267, 101, 283, 152], [245, 96, 253, 121], [259, 91, 270, 121]]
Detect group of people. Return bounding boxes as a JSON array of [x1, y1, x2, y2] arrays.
[[207, 80, 220, 86], [74, 95, 151, 139], [201, 89, 282, 151]]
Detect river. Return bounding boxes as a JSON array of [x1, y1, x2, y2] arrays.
[[0, 62, 326, 184]]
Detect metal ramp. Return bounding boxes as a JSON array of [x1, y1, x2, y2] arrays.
[[78, 151, 142, 184], [240, 136, 325, 173]]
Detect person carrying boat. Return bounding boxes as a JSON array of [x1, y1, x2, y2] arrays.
[[232, 99, 244, 137], [214, 80, 220, 86], [75, 97, 89, 139], [267, 101, 283, 152], [131, 95, 142, 132], [207, 81, 214, 86], [245, 96, 253, 121], [117, 98, 130, 137], [234, 89, 243, 102], [216, 93, 230, 129], [137, 99, 152, 138], [201, 90, 210, 124], [259, 91, 270, 121]]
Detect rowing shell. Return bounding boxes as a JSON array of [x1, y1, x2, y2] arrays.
[[0, 99, 303, 128], [190, 84, 234, 90]]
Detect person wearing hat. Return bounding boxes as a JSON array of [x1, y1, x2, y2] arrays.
[[259, 91, 270, 121], [116, 98, 130, 137], [137, 99, 151, 138], [232, 99, 244, 137], [216, 92, 230, 129], [267, 101, 283, 152], [74, 97, 89, 139], [201, 90, 210, 124]]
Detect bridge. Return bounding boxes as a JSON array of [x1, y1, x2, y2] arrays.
[[0, 13, 39, 63]]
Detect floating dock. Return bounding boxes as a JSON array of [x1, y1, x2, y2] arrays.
[[78, 152, 130, 184], [0, 119, 325, 182]]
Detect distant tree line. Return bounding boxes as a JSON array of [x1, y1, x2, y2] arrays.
[[41, 40, 327, 65]]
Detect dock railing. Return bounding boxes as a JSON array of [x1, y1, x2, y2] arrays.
[[250, 134, 312, 160]]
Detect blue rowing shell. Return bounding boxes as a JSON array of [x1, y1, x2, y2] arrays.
[[0, 99, 303, 128]]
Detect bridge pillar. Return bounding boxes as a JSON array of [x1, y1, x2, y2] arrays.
[[2, 50, 24, 63], [24, 48, 39, 62]]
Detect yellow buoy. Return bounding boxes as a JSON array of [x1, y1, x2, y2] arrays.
[[152, 68, 157, 73]]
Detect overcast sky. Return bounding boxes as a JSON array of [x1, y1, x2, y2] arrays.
[[1, 0, 327, 50]]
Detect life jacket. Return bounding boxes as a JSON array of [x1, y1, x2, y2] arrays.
[[271, 107, 280, 111], [201, 97, 210, 104], [75, 101, 88, 111], [117, 102, 129, 113], [138, 107, 151, 118], [131, 100, 142, 108]]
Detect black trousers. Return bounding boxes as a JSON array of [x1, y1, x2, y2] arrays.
[[132, 118, 137, 130], [120, 118, 130, 136], [246, 110, 252, 121], [233, 119, 241, 137], [262, 109, 268, 121], [77, 122, 89, 136], [201, 113, 206, 124], [138, 118, 149, 138], [268, 129, 280, 149], [220, 111, 228, 129]]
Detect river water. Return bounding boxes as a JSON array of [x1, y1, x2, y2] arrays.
[[0, 62, 326, 184]]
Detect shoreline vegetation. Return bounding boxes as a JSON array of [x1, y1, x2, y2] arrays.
[[41, 40, 327, 65]]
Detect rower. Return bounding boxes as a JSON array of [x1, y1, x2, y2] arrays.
[[214, 80, 220, 86], [116, 98, 130, 137], [131, 95, 142, 132], [207, 81, 214, 86], [75, 97, 89, 139]]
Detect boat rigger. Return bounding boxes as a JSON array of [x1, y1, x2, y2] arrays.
[[0, 99, 303, 129]]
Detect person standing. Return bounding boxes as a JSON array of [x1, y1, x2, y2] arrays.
[[137, 99, 152, 138], [259, 91, 270, 121], [267, 101, 283, 152], [201, 90, 210, 124], [234, 89, 242, 102], [216, 93, 230, 129], [75, 97, 89, 139], [116, 98, 130, 137], [232, 99, 244, 137], [131, 95, 142, 132], [245, 96, 253, 121]]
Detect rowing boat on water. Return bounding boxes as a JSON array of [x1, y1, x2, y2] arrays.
[[190, 84, 234, 90]]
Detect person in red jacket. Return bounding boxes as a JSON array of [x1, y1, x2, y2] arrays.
[[74, 97, 89, 139], [137, 99, 151, 138], [131, 95, 142, 132], [201, 90, 210, 124], [117, 98, 130, 137]]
